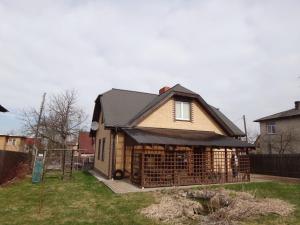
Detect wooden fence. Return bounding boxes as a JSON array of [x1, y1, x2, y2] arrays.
[[0, 150, 29, 184], [250, 154, 300, 178]]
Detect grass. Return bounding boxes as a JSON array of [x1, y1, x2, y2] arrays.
[[0, 172, 299, 225], [0, 172, 158, 225]]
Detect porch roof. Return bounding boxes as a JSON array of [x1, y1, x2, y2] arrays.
[[123, 128, 254, 148]]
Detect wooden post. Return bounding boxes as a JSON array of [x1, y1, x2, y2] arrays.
[[62, 149, 66, 180], [70, 150, 74, 178], [210, 147, 214, 172], [246, 148, 250, 181], [225, 148, 228, 183], [243, 115, 248, 142], [141, 145, 145, 188], [130, 146, 134, 183]]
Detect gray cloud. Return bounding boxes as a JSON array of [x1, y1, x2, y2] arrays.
[[0, 0, 299, 134]]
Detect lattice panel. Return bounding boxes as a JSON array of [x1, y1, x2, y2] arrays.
[[131, 147, 250, 188]]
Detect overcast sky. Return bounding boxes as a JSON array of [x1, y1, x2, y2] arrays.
[[0, 0, 299, 135]]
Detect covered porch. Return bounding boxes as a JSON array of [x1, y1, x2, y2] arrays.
[[122, 128, 254, 188]]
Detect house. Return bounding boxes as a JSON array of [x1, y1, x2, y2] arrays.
[[0, 135, 27, 152], [78, 131, 95, 155], [0, 105, 8, 112], [254, 101, 300, 154], [77, 131, 95, 169], [90, 84, 254, 188]]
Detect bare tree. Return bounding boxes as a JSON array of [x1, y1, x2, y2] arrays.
[[22, 90, 87, 149], [246, 128, 260, 144], [260, 128, 296, 154]]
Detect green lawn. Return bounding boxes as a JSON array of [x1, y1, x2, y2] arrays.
[[0, 172, 299, 225], [0, 172, 158, 225]]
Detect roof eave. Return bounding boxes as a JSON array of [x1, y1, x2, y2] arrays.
[[254, 114, 300, 122]]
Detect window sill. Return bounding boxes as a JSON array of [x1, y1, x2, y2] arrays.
[[175, 119, 192, 122]]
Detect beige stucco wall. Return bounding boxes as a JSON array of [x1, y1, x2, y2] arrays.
[[137, 99, 226, 135], [0, 136, 25, 152], [258, 117, 300, 154], [94, 112, 112, 177]]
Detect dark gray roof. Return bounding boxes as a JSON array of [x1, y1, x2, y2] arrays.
[[209, 105, 245, 136], [92, 84, 245, 137], [171, 84, 197, 95], [0, 105, 8, 112], [255, 108, 300, 122], [101, 89, 157, 127], [123, 127, 253, 148]]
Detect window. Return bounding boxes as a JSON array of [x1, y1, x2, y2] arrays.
[[101, 138, 105, 161], [175, 101, 191, 121], [7, 139, 16, 146], [97, 139, 101, 160], [267, 122, 276, 134]]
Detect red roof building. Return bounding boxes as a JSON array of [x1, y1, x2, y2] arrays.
[[78, 132, 94, 154]]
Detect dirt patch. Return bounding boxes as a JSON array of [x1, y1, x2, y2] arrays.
[[141, 189, 294, 225]]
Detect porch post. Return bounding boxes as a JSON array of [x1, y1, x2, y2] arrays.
[[210, 147, 214, 172], [130, 146, 134, 183], [141, 145, 145, 188], [225, 148, 228, 183], [246, 148, 250, 181]]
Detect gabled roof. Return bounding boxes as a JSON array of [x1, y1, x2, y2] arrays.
[[254, 108, 300, 122], [91, 84, 245, 137], [92, 89, 157, 127], [0, 105, 8, 112]]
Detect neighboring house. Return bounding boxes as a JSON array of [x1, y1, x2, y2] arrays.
[[77, 131, 95, 169], [78, 131, 95, 155], [254, 101, 300, 154], [90, 84, 254, 188], [0, 105, 8, 112], [0, 135, 26, 152]]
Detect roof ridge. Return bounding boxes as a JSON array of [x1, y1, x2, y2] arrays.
[[111, 88, 158, 96]]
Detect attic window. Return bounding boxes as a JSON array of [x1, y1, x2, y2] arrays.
[[175, 101, 191, 121]]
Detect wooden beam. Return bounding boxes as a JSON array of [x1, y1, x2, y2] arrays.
[[225, 148, 228, 183], [210, 147, 214, 172], [141, 145, 145, 188]]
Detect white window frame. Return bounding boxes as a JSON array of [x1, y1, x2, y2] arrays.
[[175, 101, 191, 121], [266, 122, 276, 134], [7, 138, 16, 146]]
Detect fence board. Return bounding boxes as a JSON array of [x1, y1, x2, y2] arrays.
[[250, 154, 300, 178], [0, 150, 29, 184]]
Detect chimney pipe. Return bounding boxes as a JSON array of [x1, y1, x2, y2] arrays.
[[159, 86, 171, 95], [295, 101, 300, 110]]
